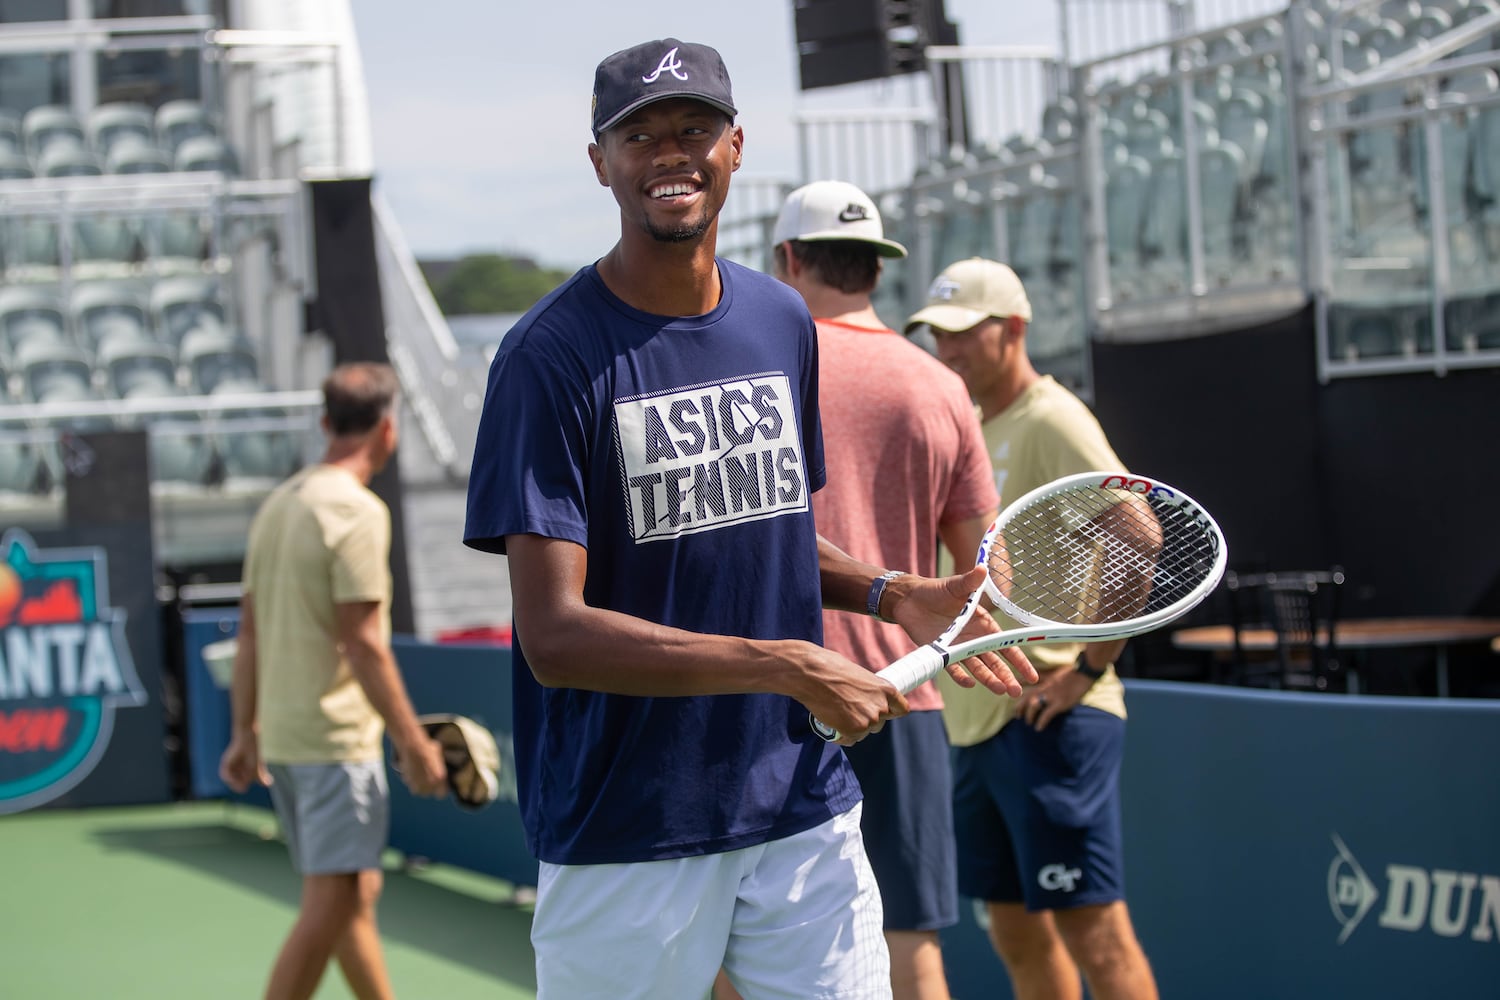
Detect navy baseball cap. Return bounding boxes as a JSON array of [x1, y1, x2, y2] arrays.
[[592, 38, 737, 137]]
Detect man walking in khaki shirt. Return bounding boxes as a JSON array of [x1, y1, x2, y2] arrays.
[[220, 361, 447, 1000]]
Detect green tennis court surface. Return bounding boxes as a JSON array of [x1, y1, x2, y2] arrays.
[[0, 801, 538, 999]]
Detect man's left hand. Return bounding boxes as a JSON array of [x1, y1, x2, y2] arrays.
[[1018, 666, 1096, 731], [888, 565, 1039, 698]]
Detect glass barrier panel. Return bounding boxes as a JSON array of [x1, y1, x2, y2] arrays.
[[0, 52, 71, 124], [1324, 114, 1435, 363], [0, 2, 66, 25], [91, 1, 214, 18]]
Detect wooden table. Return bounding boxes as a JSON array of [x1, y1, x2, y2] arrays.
[[1171, 617, 1500, 696]]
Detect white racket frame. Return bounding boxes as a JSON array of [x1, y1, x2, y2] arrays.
[[813, 470, 1228, 741]]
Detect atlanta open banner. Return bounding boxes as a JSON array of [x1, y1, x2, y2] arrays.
[[0, 431, 170, 813]]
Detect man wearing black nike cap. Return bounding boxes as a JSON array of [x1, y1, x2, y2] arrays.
[[465, 36, 1034, 1000]]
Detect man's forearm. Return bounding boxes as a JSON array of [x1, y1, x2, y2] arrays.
[[346, 644, 427, 750], [817, 534, 887, 614], [228, 602, 258, 736]]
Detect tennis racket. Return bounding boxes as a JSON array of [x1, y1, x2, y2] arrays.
[[812, 470, 1227, 741]]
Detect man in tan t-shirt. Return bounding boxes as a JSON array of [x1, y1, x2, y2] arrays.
[[220, 361, 446, 1000], [908, 259, 1160, 1000]]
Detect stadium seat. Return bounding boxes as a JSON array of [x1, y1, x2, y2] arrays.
[[97, 332, 177, 399], [0, 147, 33, 179], [1046, 160, 1084, 280], [1097, 116, 1130, 162], [0, 436, 50, 495], [1001, 134, 1054, 161], [1244, 19, 1285, 52], [0, 287, 69, 357], [1204, 28, 1251, 63], [1200, 143, 1248, 276], [1105, 155, 1152, 289], [86, 102, 155, 160], [0, 111, 19, 152], [1439, 65, 1499, 102], [72, 217, 143, 277], [210, 377, 303, 482], [1472, 105, 1500, 259], [37, 142, 102, 177], [1442, 293, 1500, 351], [146, 211, 212, 272], [155, 100, 216, 154], [174, 135, 238, 175], [932, 179, 995, 270], [70, 282, 152, 353], [1411, 6, 1456, 42], [1378, 0, 1422, 22], [1005, 171, 1060, 286], [1040, 97, 1078, 144], [180, 324, 258, 394], [106, 138, 173, 175], [1418, 106, 1494, 286], [1124, 108, 1175, 162], [150, 276, 226, 347], [4, 218, 60, 276], [1362, 19, 1412, 60], [14, 338, 96, 403], [148, 409, 219, 486], [1133, 137, 1243, 292], [1139, 150, 1189, 294], [1451, 0, 1500, 53], [1220, 89, 1270, 182], [1331, 308, 1431, 360], [1329, 33, 1381, 77], [1133, 75, 1183, 129], [21, 105, 84, 160]]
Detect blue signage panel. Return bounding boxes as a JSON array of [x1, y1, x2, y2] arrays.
[[1116, 683, 1500, 998], [944, 684, 1500, 998], [387, 636, 537, 890]]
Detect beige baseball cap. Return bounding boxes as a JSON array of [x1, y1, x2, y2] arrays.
[[904, 258, 1032, 333], [772, 180, 908, 258]]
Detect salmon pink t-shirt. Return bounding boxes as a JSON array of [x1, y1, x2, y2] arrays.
[[812, 319, 999, 711]]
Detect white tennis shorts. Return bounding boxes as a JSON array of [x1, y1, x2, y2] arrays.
[[531, 803, 891, 999]]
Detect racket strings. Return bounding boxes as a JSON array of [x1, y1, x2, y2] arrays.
[[993, 486, 1219, 627]]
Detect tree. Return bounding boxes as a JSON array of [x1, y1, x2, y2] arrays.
[[428, 254, 571, 315]]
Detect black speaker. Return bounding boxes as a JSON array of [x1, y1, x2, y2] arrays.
[[793, 0, 933, 90]]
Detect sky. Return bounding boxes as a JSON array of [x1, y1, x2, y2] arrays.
[[350, 1, 1058, 271]]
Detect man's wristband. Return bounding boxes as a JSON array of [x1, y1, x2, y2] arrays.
[[1075, 650, 1109, 681], [867, 570, 903, 624]]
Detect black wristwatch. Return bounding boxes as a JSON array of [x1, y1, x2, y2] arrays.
[[1074, 650, 1108, 682]]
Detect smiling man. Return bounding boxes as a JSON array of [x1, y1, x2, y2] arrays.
[[462, 39, 1034, 1000]]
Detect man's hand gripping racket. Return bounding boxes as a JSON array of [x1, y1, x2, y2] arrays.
[[812, 471, 1227, 741]]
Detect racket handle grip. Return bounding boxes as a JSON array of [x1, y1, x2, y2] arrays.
[[877, 644, 948, 695], [809, 645, 947, 743]]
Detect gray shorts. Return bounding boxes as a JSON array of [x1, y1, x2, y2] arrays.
[[267, 760, 389, 875]]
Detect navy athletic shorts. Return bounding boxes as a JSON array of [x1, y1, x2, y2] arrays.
[[951, 705, 1126, 911], [843, 708, 957, 931]]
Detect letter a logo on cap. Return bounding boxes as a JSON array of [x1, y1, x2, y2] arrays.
[[928, 275, 961, 301], [643, 47, 689, 83]]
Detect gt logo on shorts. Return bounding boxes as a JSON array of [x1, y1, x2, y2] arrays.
[[1039, 864, 1083, 892], [615, 374, 808, 542]]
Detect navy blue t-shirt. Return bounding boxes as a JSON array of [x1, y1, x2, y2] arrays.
[[464, 259, 861, 865]]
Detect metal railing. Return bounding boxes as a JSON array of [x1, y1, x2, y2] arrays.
[[370, 191, 471, 483]]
